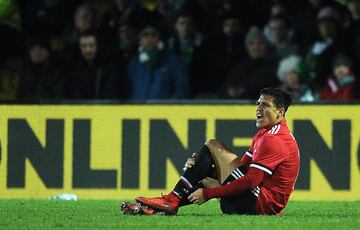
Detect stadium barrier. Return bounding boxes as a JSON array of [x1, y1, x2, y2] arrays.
[[0, 103, 359, 200]]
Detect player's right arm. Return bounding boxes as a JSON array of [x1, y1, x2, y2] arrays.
[[201, 166, 264, 200]]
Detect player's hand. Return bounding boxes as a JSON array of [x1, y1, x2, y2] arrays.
[[188, 188, 206, 205], [183, 153, 196, 171], [201, 177, 220, 188]]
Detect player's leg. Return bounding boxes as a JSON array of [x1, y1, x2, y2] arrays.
[[205, 139, 243, 184], [135, 144, 215, 214], [131, 139, 258, 215], [135, 140, 243, 214], [205, 140, 259, 215]]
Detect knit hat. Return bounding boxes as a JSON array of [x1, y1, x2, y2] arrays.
[[138, 26, 160, 37], [244, 26, 266, 46], [277, 55, 302, 81], [317, 6, 341, 24]]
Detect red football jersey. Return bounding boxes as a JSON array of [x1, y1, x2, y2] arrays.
[[242, 119, 300, 214]]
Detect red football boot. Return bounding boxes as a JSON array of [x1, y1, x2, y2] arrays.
[[135, 192, 180, 215], [120, 202, 157, 215]]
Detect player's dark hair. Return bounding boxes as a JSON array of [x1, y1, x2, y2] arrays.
[[260, 87, 292, 113]]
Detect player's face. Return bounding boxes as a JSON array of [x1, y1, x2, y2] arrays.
[[256, 95, 283, 129]]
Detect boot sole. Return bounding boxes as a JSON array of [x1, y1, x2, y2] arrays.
[[135, 199, 177, 215]]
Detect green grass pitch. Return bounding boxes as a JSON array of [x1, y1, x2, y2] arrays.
[[0, 200, 359, 229]]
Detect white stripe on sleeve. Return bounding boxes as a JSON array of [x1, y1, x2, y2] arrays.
[[245, 151, 253, 158], [250, 163, 273, 175]]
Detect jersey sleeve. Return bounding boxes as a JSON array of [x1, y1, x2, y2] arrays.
[[240, 134, 256, 167], [240, 150, 253, 166], [250, 135, 286, 175], [202, 167, 264, 200]]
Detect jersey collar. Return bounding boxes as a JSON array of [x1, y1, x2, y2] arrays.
[[265, 119, 287, 131]]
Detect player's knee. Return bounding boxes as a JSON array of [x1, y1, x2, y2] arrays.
[[205, 139, 227, 157], [205, 139, 221, 148]]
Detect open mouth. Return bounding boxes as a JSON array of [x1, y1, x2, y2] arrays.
[[256, 114, 263, 120]]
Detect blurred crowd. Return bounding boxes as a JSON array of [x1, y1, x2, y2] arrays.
[[1, 0, 360, 101]]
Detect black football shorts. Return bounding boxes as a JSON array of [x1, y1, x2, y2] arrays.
[[219, 165, 259, 215]]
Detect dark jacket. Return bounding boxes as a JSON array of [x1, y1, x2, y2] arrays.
[[17, 56, 66, 100], [69, 57, 128, 100], [167, 33, 208, 97], [205, 36, 246, 96], [227, 56, 279, 99]]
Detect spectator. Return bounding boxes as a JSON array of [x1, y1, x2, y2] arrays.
[[168, 11, 204, 64], [128, 26, 189, 99], [62, 3, 98, 58], [264, 15, 298, 59], [114, 20, 139, 65], [205, 14, 247, 97], [276, 55, 310, 101], [69, 30, 128, 99], [225, 27, 279, 99], [320, 54, 357, 100], [200, 0, 245, 37], [305, 6, 352, 95], [17, 35, 66, 100], [100, 0, 163, 45], [167, 11, 207, 97], [292, 0, 332, 52]]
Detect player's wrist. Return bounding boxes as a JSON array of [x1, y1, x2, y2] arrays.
[[202, 188, 211, 201]]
